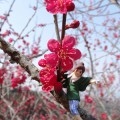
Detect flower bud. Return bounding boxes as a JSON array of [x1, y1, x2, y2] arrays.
[[65, 20, 80, 30], [66, 2, 75, 12], [70, 20, 80, 29]]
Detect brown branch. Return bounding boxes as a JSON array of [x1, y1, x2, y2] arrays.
[[61, 14, 67, 41], [0, 37, 40, 82], [0, 114, 5, 120], [53, 15, 60, 41], [0, 37, 97, 120]]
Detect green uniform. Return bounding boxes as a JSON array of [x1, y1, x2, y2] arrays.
[[62, 74, 92, 101]]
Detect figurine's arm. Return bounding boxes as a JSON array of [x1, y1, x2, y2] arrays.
[[89, 79, 100, 84]]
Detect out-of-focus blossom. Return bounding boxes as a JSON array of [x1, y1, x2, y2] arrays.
[[104, 45, 108, 51], [8, 38, 13, 43], [45, 0, 75, 14], [0, 69, 5, 84], [100, 91, 104, 97], [116, 54, 120, 60], [1, 30, 11, 37], [65, 20, 80, 30], [85, 95, 93, 104], [101, 113, 107, 120], [32, 47, 39, 55], [107, 74, 115, 84], [33, 6, 37, 11], [11, 75, 26, 88], [113, 33, 118, 38], [37, 24, 46, 27], [47, 35, 82, 71], [0, 16, 6, 20]]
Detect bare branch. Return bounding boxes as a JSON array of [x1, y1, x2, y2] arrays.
[[0, 0, 16, 31], [0, 37, 40, 82]]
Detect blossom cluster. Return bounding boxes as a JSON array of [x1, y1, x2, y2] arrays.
[[0, 68, 5, 84], [44, 0, 75, 14], [38, 35, 81, 92], [38, 1, 81, 92], [11, 70, 27, 88]]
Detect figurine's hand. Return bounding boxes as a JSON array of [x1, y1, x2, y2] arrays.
[[95, 79, 100, 84], [90, 79, 100, 84]]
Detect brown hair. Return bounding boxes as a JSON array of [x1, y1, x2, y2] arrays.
[[76, 62, 85, 73]]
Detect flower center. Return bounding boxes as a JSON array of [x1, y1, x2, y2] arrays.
[[58, 0, 63, 7], [58, 49, 67, 59]]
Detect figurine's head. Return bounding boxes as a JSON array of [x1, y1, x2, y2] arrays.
[[74, 62, 85, 77]]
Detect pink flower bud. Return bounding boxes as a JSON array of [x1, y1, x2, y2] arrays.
[[70, 20, 80, 29], [66, 2, 75, 12], [65, 20, 80, 30]]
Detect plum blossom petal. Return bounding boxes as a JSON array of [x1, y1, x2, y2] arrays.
[[62, 35, 76, 50], [44, 53, 59, 67], [45, 1, 57, 14], [47, 39, 60, 52], [61, 57, 73, 71], [49, 74, 57, 85], [45, 0, 74, 14], [39, 68, 55, 77], [67, 48, 82, 60], [46, 2, 66, 14], [40, 76, 47, 84], [38, 59, 47, 67], [42, 84, 53, 92], [41, 74, 57, 92], [39, 69, 48, 77]]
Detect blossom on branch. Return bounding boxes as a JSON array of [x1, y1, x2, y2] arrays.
[[65, 20, 80, 30], [38, 58, 57, 91], [44, 0, 75, 14], [85, 95, 93, 104], [101, 113, 107, 120], [38, 35, 82, 92], [47, 35, 82, 71], [0, 69, 5, 84], [11, 75, 26, 88]]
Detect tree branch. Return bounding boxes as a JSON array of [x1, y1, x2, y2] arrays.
[[61, 14, 67, 40], [0, 37, 39, 82], [53, 15, 60, 41]]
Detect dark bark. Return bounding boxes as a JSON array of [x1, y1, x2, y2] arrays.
[[0, 37, 97, 120], [0, 114, 5, 120]]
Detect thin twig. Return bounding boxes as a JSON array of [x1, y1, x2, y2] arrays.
[[0, 0, 16, 31]]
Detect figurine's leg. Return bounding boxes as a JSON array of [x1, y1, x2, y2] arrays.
[[69, 100, 82, 120]]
